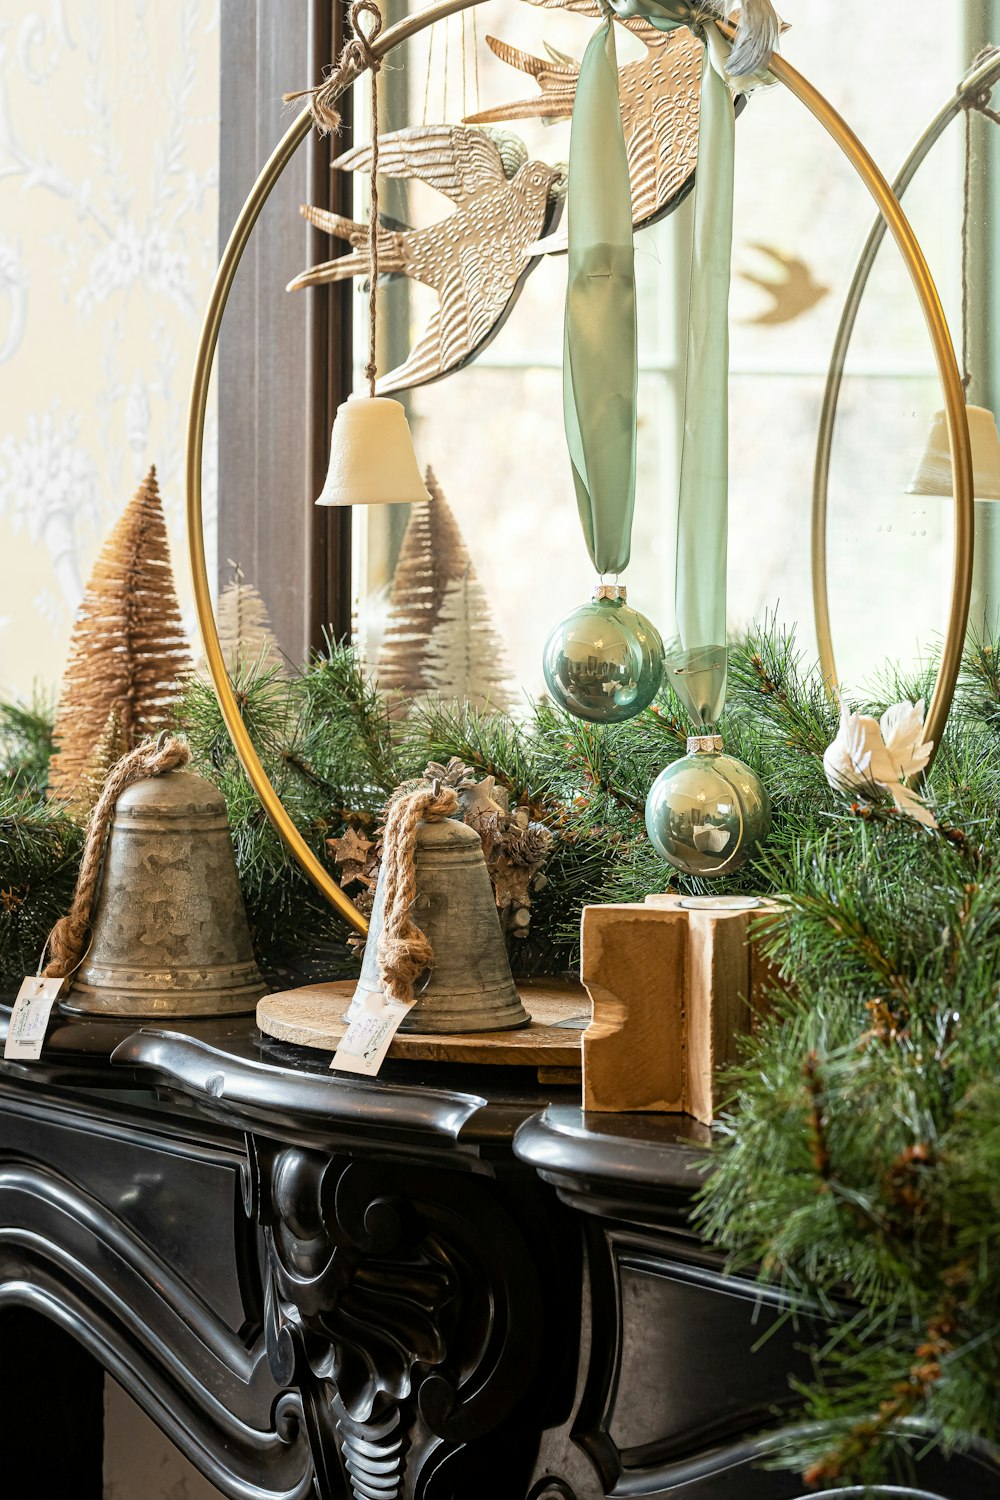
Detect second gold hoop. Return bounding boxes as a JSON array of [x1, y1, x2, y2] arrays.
[[812, 56, 998, 708], [186, 5, 973, 933]]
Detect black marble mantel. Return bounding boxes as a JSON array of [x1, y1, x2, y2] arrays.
[[0, 1005, 995, 1500]]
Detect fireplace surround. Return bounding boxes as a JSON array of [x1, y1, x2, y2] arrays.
[[0, 1006, 996, 1499]]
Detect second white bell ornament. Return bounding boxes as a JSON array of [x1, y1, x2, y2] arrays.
[[906, 404, 1000, 639], [906, 405, 1000, 500]]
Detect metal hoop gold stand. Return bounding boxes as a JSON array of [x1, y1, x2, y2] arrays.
[[813, 59, 994, 734], [187, 5, 972, 930]]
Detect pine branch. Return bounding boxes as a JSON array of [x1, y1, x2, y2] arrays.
[[0, 692, 55, 795], [0, 789, 84, 994], [9, 611, 1000, 1481], [726, 617, 839, 758]]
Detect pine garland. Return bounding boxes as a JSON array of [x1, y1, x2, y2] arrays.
[[170, 622, 1000, 1476], [0, 692, 55, 795], [0, 788, 84, 993], [7, 620, 1000, 1478]]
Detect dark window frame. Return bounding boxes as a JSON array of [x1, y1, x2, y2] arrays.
[[218, 0, 353, 663]]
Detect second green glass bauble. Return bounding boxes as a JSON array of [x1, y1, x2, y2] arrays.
[[543, 586, 664, 724], [645, 736, 771, 877]]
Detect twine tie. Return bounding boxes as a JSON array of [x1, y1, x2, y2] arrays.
[[376, 783, 458, 1003], [284, 0, 384, 395]]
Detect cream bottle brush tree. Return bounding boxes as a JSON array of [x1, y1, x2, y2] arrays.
[[205, 565, 286, 679], [375, 467, 515, 713]]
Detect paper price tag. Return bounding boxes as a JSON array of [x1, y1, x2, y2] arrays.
[[4, 976, 65, 1061], [330, 988, 416, 1077]]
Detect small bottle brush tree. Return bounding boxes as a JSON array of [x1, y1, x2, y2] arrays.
[[208, 566, 285, 678], [376, 467, 515, 711], [425, 568, 516, 712], [48, 466, 192, 805], [70, 708, 126, 821]]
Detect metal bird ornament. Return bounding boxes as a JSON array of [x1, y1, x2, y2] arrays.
[[287, 124, 565, 393], [466, 0, 704, 240]]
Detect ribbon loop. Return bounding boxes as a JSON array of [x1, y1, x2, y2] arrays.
[[609, 0, 779, 80], [562, 0, 779, 724], [563, 16, 637, 578]]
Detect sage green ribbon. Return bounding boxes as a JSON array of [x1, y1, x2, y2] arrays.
[[563, 14, 637, 576], [666, 18, 735, 726], [563, 0, 778, 723]]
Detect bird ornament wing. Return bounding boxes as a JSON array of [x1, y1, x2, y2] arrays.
[[285, 207, 410, 292], [364, 255, 516, 392], [616, 30, 701, 226], [374, 305, 450, 393], [333, 124, 521, 207], [371, 172, 560, 395], [288, 115, 563, 392], [465, 37, 580, 125], [468, 19, 703, 251], [515, 0, 662, 44]]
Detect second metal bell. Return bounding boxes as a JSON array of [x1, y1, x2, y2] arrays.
[[346, 815, 529, 1034]]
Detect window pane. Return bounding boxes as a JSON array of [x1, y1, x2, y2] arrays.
[[350, 0, 971, 701]]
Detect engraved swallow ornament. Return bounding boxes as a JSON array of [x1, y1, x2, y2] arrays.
[[287, 124, 565, 393], [466, 1, 703, 244]]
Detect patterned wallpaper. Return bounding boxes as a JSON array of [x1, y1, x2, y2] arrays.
[[0, 0, 220, 698]]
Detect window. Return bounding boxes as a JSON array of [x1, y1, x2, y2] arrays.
[[344, 0, 991, 700]]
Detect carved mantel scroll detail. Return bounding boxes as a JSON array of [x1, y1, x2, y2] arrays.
[[248, 1141, 546, 1500]]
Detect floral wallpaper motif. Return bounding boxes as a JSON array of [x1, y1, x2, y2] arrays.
[[0, 0, 219, 696]]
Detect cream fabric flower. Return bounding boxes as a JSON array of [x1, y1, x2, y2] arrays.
[[823, 699, 936, 828]]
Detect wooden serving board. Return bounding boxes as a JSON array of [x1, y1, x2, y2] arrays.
[[257, 979, 588, 1081]]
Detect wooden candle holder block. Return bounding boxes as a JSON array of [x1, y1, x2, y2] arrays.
[[580, 895, 781, 1124]]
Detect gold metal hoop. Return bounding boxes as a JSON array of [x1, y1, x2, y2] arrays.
[[187, 4, 972, 931], [812, 55, 997, 709]]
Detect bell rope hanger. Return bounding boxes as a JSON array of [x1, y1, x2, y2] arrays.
[[187, 0, 971, 928], [289, 1, 432, 507]]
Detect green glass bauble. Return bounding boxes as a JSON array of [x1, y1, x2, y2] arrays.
[[543, 589, 664, 723], [645, 737, 771, 877]]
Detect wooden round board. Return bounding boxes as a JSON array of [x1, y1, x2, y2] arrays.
[[258, 979, 588, 1070]]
